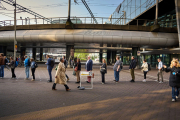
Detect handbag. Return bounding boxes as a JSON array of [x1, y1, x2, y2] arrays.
[[74, 63, 78, 71], [72, 66, 76, 76], [100, 68, 106, 73]]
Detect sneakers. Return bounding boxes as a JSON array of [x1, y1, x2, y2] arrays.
[[142, 79, 146, 82], [31, 79, 35, 81], [176, 96, 178, 99], [155, 80, 159, 82], [172, 99, 176, 102], [159, 81, 163, 83], [24, 78, 28, 80], [102, 82, 105, 84]]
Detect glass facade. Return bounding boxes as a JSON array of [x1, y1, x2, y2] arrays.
[[106, 0, 177, 28]]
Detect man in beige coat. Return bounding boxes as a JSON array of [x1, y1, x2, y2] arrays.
[[52, 58, 71, 91]]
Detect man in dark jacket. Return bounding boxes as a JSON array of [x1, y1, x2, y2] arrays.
[[45, 55, 53, 83], [129, 56, 136, 82], [0, 53, 5, 78], [86, 56, 93, 83]]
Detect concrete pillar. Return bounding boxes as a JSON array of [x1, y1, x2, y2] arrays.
[[132, 47, 140, 69], [99, 44, 103, 63], [66, 45, 74, 67], [112, 51, 117, 64], [40, 48, 43, 61], [0, 46, 7, 56], [175, 0, 180, 47], [33, 48, 36, 60]]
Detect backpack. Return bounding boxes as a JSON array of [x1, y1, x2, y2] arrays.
[[28, 59, 31, 66], [34, 62, 38, 68], [50, 59, 55, 68], [15, 61, 19, 67], [120, 62, 123, 69], [148, 63, 151, 71]]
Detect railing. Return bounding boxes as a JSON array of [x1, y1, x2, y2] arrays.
[[0, 17, 177, 28]]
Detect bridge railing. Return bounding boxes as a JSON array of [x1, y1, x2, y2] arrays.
[[0, 17, 177, 28]]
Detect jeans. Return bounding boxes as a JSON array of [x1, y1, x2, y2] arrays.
[[0, 65, 4, 77], [76, 70, 80, 82], [101, 73, 105, 83], [114, 70, 120, 82], [144, 71, 148, 79], [48, 68, 52, 81], [25, 66, 30, 79], [11, 68, 16, 78], [31, 68, 36, 79], [172, 87, 179, 99]]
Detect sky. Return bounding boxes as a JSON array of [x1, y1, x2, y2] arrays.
[[0, 0, 123, 21]]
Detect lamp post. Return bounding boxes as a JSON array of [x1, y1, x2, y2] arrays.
[[122, 11, 126, 25], [67, 0, 71, 22], [13, 0, 17, 61], [155, 0, 159, 25]]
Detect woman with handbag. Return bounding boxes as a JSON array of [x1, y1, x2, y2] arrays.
[[74, 58, 81, 83], [141, 59, 148, 82], [100, 59, 107, 84], [52, 58, 71, 91]]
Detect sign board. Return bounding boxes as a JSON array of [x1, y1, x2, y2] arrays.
[[137, 51, 141, 56], [15, 44, 17, 52], [80, 71, 92, 76]]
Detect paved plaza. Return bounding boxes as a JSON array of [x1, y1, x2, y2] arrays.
[[0, 65, 180, 120]]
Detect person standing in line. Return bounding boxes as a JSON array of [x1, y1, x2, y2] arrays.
[[113, 56, 122, 83], [30, 58, 36, 81], [86, 56, 93, 83], [52, 58, 71, 91], [0, 53, 5, 79], [45, 55, 53, 83], [141, 59, 148, 82], [24, 55, 30, 80], [100, 59, 107, 84], [8, 57, 16, 79], [4, 56, 10, 71], [164, 59, 180, 102], [63, 56, 70, 81], [129, 56, 136, 82], [75, 58, 81, 84], [156, 58, 163, 83]]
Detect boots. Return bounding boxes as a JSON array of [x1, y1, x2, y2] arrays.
[[52, 83, 57, 90]]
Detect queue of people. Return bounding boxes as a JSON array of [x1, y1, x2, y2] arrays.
[[1, 52, 180, 102]]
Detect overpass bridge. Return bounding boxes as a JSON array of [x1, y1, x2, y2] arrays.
[[0, 17, 179, 65]]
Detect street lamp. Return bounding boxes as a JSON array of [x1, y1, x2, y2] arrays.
[[13, 0, 17, 61], [20, 17, 23, 25], [27, 17, 30, 25]]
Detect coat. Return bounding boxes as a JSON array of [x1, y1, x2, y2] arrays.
[[141, 62, 148, 72], [86, 59, 93, 71], [55, 62, 67, 85], [101, 63, 107, 74], [129, 59, 136, 69], [165, 67, 180, 87]]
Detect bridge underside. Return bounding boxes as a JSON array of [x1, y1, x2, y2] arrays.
[[0, 29, 178, 47]]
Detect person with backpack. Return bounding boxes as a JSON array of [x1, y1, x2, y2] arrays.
[[141, 59, 148, 82], [113, 56, 122, 83], [156, 58, 164, 83], [45, 55, 54, 83], [24, 55, 30, 80], [63, 56, 69, 81], [8, 57, 16, 79], [0, 53, 5, 79], [30, 58, 37, 81], [129, 56, 137, 82]]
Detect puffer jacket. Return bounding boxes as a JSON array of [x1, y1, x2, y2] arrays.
[[165, 66, 180, 87]]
